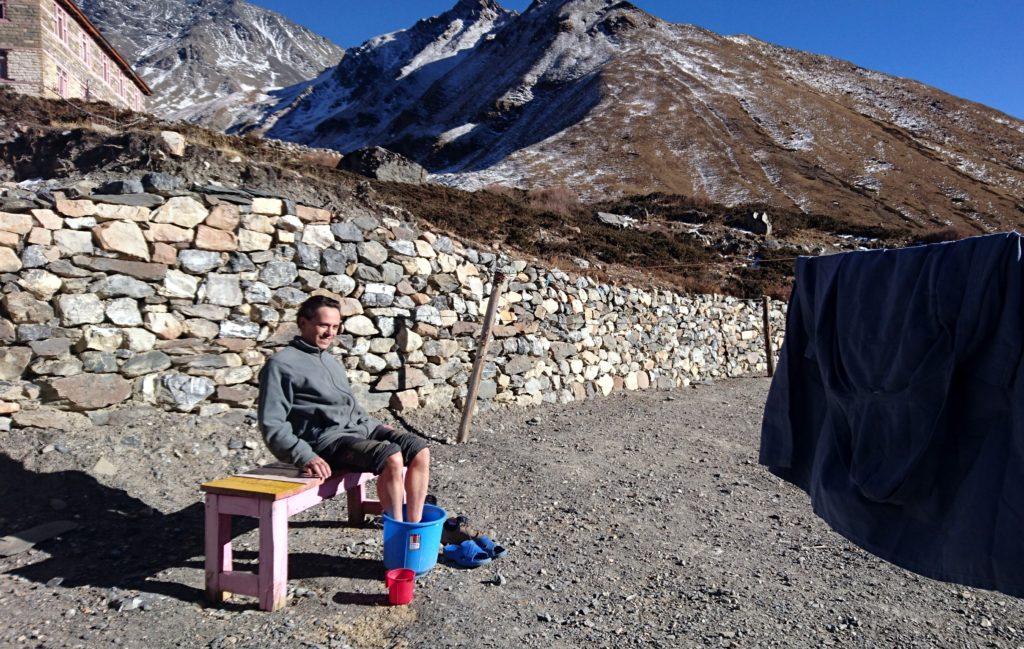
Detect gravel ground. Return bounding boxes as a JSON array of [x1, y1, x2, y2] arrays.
[[2, 378, 1023, 648]]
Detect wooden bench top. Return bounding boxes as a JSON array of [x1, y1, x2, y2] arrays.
[[201, 463, 322, 500]]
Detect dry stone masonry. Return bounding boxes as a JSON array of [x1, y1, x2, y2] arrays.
[[0, 169, 786, 430]]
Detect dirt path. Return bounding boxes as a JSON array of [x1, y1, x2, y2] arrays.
[[2, 378, 1022, 648]]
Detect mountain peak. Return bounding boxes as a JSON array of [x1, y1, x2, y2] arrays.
[[78, 0, 344, 128]]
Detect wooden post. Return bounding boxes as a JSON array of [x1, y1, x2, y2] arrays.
[[457, 270, 508, 444], [762, 295, 775, 378]]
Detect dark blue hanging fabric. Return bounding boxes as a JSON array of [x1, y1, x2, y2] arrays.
[[760, 232, 1024, 596]]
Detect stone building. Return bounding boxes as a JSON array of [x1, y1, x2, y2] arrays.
[[0, 0, 150, 111]]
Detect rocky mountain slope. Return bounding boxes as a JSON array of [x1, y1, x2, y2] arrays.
[[78, 0, 344, 130], [249, 0, 1024, 234]]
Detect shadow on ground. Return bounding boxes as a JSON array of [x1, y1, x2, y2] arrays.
[[0, 454, 382, 607]]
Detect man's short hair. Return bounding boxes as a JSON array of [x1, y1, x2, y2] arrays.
[[297, 295, 342, 322]]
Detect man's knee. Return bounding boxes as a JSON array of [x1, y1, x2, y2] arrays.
[[411, 447, 430, 467], [382, 451, 404, 475]]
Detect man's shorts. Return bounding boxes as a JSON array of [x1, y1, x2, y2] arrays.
[[318, 425, 428, 475]]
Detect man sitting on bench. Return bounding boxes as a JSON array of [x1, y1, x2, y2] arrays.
[[257, 295, 431, 522]]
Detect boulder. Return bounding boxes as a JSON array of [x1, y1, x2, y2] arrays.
[[96, 274, 154, 298], [80, 351, 117, 373], [390, 389, 420, 412], [76, 325, 122, 352], [203, 273, 243, 306], [260, 261, 298, 288], [93, 221, 150, 260], [374, 368, 428, 391], [31, 209, 63, 230], [152, 196, 208, 228], [295, 204, 332, 223], [178, 249, 223, 274], [106, 298, 142, 326], [72, 255, 167, 281], [95, 178, 144, 195], [195, 225, 238, 251], [144, 312, 183, 339], [396, 328, 423, 353], [344, 315, 377, 337], [0, 211, 33, 234], [251, 197, 284, 215], [159, 130, 186, 156], [41, 373, 132, 410], [204, 204, 240, 231], [57, 293, 105, 326], [54, 198, 97, 218], [53, 230, 94, 255], [214, 384, 258, 406], [238, 229, 272, 252], [0, 246, 21, 272], [301, 224, 335, 249], [30, 357, 82, 376], [162, 269, 199, 298], [121, 350, 172, 377], [323, 274, 356, 296], [145, 223, 193, 244], [219, 320, 260, 339], [338, 147, 427, 184], [0, 346, 32, 380], [93, 204, 152, 222], [12, 408, 91, 431], [142, 172, 183, 194], [357, 241, 388, 266], [330, 222, 363, 243], [158, 373, 215, 412], [2, 292, 54, 324]]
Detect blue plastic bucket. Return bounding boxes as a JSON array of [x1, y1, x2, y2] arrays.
[[382, 503, 447, 575]]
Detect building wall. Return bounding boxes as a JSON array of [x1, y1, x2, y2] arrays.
[[0, 0, 145, 111], [0, 178, 787, 419], [0, 1, 45, 94]]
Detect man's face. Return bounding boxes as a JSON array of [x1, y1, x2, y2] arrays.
[[298, 306, 342, 350]]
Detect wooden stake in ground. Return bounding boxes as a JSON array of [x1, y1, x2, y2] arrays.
[[457, 270, 508, 444], [762, 295, 775, 378]]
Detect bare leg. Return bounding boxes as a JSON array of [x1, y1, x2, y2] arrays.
[[378, 453, 405, 522], [404, 448, 430, 523]]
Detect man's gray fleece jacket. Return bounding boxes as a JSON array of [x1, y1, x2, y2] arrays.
[[257, 337, 382, 466]]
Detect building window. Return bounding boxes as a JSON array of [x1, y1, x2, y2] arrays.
[[0, 50, 8, 80], [57, 66, 68, 97], [55, 5, 68, 44], [102, 58, 109, 83], [80, 33, 88, 63], [0, 1, 8, 21]]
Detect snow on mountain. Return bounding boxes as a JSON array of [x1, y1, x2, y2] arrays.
[[246, 0, 1024, 232], [78, 0, 344, 129], [250, 0, 513, 147]]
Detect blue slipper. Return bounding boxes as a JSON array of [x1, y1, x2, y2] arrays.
[[473, 535, 508, 560], [443, 540, 491, 568]]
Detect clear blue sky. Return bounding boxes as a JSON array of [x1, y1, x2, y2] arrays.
[[250, 0, 1023, 119]]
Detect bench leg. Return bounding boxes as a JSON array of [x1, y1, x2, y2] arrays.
[[258, 499, 288, 612], [204, 494, 232, 604], [347, 482, 366, 527]]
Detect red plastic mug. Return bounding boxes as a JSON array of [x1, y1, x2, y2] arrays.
[[385, 568, 415, 605]]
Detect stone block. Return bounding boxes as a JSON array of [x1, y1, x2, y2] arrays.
[[93, 221, 150, 260]]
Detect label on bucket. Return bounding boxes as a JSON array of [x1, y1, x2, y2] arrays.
[[409, 534, 421, 550]]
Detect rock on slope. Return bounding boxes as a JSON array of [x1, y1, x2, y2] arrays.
[[78, 0, 344, 130], [253, 0, 1024, 232]]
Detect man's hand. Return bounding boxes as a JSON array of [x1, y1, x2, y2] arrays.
[[303, 456, 332, 480]]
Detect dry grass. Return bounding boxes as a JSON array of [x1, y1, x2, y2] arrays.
[[525, 185, 581, 217]]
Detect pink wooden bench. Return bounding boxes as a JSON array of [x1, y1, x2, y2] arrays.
[[200, 463, 382, 611]]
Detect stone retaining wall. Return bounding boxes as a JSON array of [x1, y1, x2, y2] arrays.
[[0, 173, 786, 429]]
